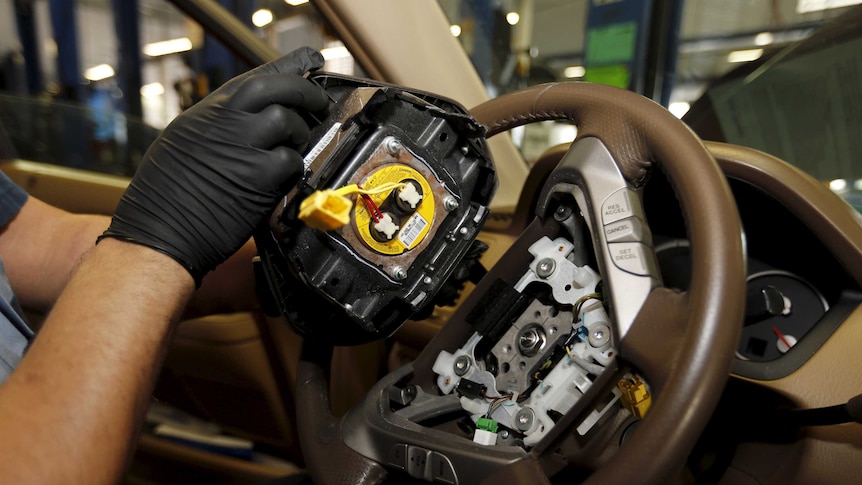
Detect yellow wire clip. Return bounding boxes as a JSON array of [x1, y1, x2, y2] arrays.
[[298, 182, 406, 231], [617, 376, 652, 418]]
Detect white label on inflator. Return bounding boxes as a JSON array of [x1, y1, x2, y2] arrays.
[[398, 212, 429, 248]]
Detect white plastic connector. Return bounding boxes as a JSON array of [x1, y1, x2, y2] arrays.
[[373, 213, 399, 240], [472, 429, 497, 446], [397, 182, 423, 209]]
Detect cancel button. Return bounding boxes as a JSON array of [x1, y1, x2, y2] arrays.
[[607, 242, 654, 276], [604, 217, 647, 243]]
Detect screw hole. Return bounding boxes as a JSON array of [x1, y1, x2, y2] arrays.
[[439, 131, 449, 142]]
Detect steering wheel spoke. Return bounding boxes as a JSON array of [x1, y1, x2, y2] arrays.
[[619, 288, 691, 394]]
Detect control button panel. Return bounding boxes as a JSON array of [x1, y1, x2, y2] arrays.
[[607, 242, 658, 276], [390, 444, 459, 484], [430, 452, 457, 484], [388, 443, 407, 469], [601, 188, 644, 225], [603, 217, 649, 244], [407, 446, 429, 478]]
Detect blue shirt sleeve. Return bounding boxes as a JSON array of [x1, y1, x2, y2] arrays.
[[0, 170, 28, 227], [0, 170, 31, 384]]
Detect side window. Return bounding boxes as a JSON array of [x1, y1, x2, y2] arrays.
[[0, 0, 361, 176]]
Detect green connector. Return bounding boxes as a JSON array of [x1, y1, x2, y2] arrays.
[[476, 418, 498, 433]]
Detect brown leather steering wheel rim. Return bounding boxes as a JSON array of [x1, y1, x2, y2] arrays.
[[470, 82, 746, 484], [295, 82, 746, 484]]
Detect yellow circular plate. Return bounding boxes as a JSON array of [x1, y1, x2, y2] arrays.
[[354, 164, 436, 255]]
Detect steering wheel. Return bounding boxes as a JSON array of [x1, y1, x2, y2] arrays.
[[294, 82, 746, 484]]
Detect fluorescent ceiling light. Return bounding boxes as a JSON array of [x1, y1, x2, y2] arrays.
[[754, 32, 774, 46], [564, 65, 585, 78], [668, 102, 690, 119], [829, 178, 848, 191], [252, 9, 273, 28], [140, 82, 165, 98], [506, 12, 520, 25], [797, 0, 862, 13], [727, 48, 763, 63], [84, 64, 114, 81], [143, 37, 192, 57], [450, 24, 462, 37], [285, 0, 309, 5]]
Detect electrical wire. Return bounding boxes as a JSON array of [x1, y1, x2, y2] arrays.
[[334, 182, 406, 197], [360, 193, 383, 223], [574, 293, 603, 320], [341, 182, 405, 224]]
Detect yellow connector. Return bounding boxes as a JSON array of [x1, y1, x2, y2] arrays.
[[298, 190, 353, 231], [618, 376, 652, 418]]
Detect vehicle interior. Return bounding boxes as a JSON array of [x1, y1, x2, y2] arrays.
[[1, 0, 861, 484]]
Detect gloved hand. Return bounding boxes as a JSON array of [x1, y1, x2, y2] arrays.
[[100, 47, 329, 285]]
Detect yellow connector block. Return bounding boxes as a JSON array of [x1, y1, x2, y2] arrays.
[[298, 190, 353, 231], [618, 376, 652, 418]]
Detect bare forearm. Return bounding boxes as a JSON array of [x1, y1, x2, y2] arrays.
[[0, 239, 194, 484], [0, 195, 257, 317], [0, 198, 110, 312]]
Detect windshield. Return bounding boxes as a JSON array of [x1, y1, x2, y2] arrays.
[[3, 0, 859, 196], [435, 0, 861, 199]]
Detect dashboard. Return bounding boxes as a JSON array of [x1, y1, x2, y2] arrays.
[[643, 160, 862, 381]]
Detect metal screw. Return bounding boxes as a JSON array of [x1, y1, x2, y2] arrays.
[[393, 267, 408, 281], [459, 227, 469, 236], [500, 430, 510, 439], [536, 258, 556, 278], [588, 324, 610, 347], [443, 196, 459, 211], [423, 276, 433, 285], [403, 385, 417, 402], [514, 408, 535, 431], [384, 136, 403, 156], [553, 205, 573, 222], [518, 325, 547, 357], [453, 355, 471, 376]]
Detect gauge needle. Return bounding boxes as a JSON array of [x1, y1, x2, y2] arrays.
[[772, 326, 797, 353]]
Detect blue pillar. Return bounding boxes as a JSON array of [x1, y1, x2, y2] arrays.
[[202, 0, 235, 90], [13, 0, 43, 94], [660, 0, 684, 106], [464, 0, 494, 88], [112, 0, 143, 118], [49, 0, 85, 102], [203, 0, 257, 91], [231, 0, 255, 74]]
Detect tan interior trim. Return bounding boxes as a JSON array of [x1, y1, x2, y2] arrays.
[[707, 141, 862, 286], [0, 160, 128, 215]]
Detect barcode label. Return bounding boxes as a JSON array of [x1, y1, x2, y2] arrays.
[[398, 212, 429, 248], [303, 122, 341, 169]]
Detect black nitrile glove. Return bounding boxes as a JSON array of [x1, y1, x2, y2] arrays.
[[100, 47, 328, 285]]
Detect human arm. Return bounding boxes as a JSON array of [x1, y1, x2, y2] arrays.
[[0, 196, 259, 319], [0, 196, 110, 314], [0, 47, 328, 483], [0, 239, 194, 483]]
